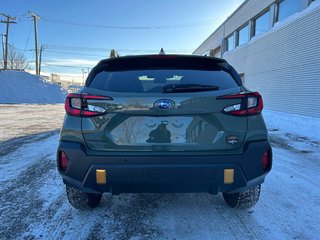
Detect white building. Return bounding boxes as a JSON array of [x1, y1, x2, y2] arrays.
[[194, 0, 320, 118]]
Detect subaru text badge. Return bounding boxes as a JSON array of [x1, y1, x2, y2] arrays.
[[154, 99, 175, 109]]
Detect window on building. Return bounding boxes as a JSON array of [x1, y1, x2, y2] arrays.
[[237, 24, 250, 46], [277, 0, 304, 22], [253, 10, 271, 37], [226, 34, 235, 51]]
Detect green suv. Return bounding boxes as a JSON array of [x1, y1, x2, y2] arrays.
[[57, 53, 272, 209]]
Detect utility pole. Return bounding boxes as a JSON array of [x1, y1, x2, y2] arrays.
[[28, 12, 41, 75], [39, 45, 43, 75], [82, 69, 86, 85], [1, 34, 5, 63], [0, 13, 17, 70]]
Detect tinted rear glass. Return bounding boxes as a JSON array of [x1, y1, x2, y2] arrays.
[[89, 69, 238, 93]]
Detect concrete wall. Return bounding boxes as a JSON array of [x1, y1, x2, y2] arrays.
[[193, 0, 275, 54], [194, 1, 320, 118]]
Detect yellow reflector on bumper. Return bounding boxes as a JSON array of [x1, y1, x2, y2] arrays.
[[96, 169, 106, 184], [224, 169, 234, 184]]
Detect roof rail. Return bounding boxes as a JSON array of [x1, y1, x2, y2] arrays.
[[109, 49, 120, 58], [159, 48, 165, 55], [209, 49, 215, 58]]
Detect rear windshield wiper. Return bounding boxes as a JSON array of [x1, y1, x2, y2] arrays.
[[162, 84, 219, 93]]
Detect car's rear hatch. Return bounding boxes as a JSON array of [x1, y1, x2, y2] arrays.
[[80, 55, 247, 152]]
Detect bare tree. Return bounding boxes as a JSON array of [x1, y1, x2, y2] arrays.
[[0, 45, 28, 70]]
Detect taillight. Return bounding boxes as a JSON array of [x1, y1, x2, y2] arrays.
[[65, 93, 113, 117], [65, 93, 81, 116], [58, 151, 69, 172], [261, 150, 271, 171], [217, 92, 263, 116]]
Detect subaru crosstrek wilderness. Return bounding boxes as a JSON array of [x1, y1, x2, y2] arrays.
[[57, 53, 272, 209]]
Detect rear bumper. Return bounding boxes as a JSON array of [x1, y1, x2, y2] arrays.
[[57, 141, 272, 194]]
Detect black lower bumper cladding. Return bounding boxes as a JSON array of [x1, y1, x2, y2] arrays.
[[57, 141, 272, 194]]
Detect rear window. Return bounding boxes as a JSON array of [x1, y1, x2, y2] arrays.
[[88, 69, 238, 93]]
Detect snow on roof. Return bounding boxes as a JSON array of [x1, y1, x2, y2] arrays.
[[0, 70, 67, 104]]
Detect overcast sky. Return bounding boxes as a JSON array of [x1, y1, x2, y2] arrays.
[[1, 0, 245, 82]]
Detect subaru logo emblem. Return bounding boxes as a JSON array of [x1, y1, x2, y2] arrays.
[[154, 99, 175, 109]]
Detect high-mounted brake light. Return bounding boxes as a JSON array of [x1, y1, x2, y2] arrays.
[[65, 93, 113, 117], [217, 92, 263, 116]]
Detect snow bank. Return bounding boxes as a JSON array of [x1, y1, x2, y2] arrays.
[[0, 70, 67, 104], [263, 110, 320, 142]]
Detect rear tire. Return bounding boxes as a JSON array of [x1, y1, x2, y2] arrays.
[[66, 185, 102, 210], [223, 185, 261, 209]]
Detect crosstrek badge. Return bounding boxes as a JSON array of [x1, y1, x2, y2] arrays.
[[226, 135, 240, 145]]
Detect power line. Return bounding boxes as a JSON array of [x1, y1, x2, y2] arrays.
[[8, 43, 33, 52], [17, 12, 224, 30], [43, 62, 91, 69], [23, 22, 33, 53], [43, 44, 108, 52], [0, 60, 34, 63], [42, 64, 60, 75], [42, 17, 225, 30], [43, 49, 106, 57], [42, 44, 193, 53]]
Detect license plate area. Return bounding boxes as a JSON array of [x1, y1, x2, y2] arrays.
[[109, 116, 211, 145]]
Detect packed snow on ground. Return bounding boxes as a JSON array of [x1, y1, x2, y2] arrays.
[[0, 105, 319, 239], [264, 109, 320, 142], [0, 70, 67, 104], [0, 104, 65, 142]]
